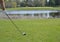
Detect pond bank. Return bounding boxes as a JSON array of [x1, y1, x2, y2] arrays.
[[6, 7, 60, 10]]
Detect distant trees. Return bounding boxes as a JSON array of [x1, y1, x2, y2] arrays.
[[55, 0, 60, 6], [49, 0, 56, 6], [4, 0, 60, 7], [41, 0, 46, 6], [20, 0, 34, 7], [48, 0, 60, 7], [5, 0, 17, 8], [33, 0, 41, 7], [20, 0, 46, 7]]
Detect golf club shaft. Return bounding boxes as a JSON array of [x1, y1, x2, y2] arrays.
[[1, 0, 24, 35], [4, 11, 22, 33]]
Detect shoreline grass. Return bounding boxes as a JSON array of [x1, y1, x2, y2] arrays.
[[2, 7, 60, 10]]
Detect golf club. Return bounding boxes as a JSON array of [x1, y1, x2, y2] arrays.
[[1, 0, 26, 36], [3, 11, 26, 36]]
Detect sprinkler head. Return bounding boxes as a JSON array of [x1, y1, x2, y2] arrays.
[[22, 32, 26, 36]]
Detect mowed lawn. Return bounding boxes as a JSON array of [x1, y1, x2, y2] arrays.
[[0, 19, 60, 42]]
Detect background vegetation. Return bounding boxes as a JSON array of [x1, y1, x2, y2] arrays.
[[4, 0, 60, 8]]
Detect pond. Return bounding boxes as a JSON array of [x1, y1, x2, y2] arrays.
[[6, 10, 58, 14], [0, 10, 60, 19]]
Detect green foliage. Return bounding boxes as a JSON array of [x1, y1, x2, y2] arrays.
[[12, 2, 17, 8], [49, 0, 56, 6], [4, 0, 60, 7], [55, 0, 60, 6]]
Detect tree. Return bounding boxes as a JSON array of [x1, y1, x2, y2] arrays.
[[41, 0, 46, 6], [49, 0, 56, 6], [55, 0, 60, 6], [33, 0, 41, 7]]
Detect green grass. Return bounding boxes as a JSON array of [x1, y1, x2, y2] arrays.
[[6, 7, 60, 10], [0, 19, 60, 42], [0, 7, 60, 10]]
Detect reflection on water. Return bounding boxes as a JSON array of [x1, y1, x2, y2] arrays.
[[50, 12, 60, 18], [0, 10, 60, 19]]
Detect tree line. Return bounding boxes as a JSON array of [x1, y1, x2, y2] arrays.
[[5, 0, 60, 8]]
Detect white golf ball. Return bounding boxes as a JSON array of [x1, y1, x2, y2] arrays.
[[22, 32, 26, 35]]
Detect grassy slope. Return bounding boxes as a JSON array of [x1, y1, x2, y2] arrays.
[[6, 7, 60, 10], [0, 19, 60, 42]]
